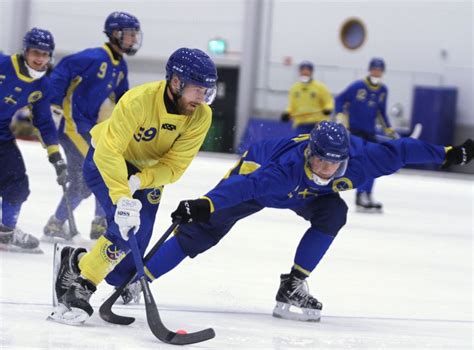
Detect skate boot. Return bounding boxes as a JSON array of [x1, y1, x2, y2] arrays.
[[273, 273, 322, 322], [53, 245, 87, 305], [43, 215, 71, 240], [90, 216, 107, 240], [0, 224, 41, 252], [120, 280, 142, 305], [49, 276, 96, 325], [356, 192, 383, 213]]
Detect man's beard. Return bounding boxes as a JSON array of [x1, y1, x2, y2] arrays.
[[176, 98, 195, 116]]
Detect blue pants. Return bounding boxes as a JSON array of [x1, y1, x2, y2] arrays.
[[0, 140, 30, 227], [54, 133, 104, 221], [82, 147, 162, 287], [175, 193, 347, 273], [351, 129, 377, 194]]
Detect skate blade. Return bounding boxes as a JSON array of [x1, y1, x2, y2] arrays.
[[0, 243, 43, 254], [47, 304, 90, 326], [355, 207, 383, 214], [272, 302, 321, 322]]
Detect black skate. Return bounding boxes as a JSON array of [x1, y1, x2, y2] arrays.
[[119, 280, 142, 305], [48, 276, 96, 325], [272, 273, 322, 322], [0, 224, 43, 254], [90, 216, 107, 240], [52, 244, 87, 306], [42, 215, 73, 242], [356, 192, 383, 213]]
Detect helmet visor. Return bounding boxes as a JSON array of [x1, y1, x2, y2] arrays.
[[119, 28, 142, 56]]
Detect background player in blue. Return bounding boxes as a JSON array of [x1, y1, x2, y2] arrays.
[[0, 28, 67, 252], [103, 121, 470, 323], [335, 57, 398, 212], [43, 11, 142, 240]]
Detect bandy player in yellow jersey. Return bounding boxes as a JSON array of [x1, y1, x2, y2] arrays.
[[281, 60, 334, 135], [49, 48, 218, 324]]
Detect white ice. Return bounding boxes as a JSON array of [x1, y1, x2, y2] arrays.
[[1, 140, 473, 349]]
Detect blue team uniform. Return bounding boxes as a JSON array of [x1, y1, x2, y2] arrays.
[[137, 134, 446, 284], [0, 54, 58, 227], [49, 44, 129, 222], [335, 78, 391, 195]]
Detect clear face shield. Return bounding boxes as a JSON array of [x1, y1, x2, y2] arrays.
[[117, 28, 142, 56], [181, 83, 217, 105], [306, 149, 349, 186]]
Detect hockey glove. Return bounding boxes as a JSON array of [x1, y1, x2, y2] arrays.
[[442, 139, 474, 169], [48, 151, 68, 186], [281, 112, 290, 122], [114, 197, 142, 240], [322, 108, 333, 116], [171, 198, 211, 224]]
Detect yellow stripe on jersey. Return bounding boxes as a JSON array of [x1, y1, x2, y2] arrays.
[[91, 80, 212, 204], [239, 160, 261, 175], [286, 80, 334, 126], [62, 76, 89, 156], [10, 55, 34, 83], [102, 44, 120, 66]]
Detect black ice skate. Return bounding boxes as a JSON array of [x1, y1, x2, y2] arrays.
[[356, 192, 383, 213], [52, 244, 87, 306], [42, 215, 73, 242], [48, 276, 96, 325], [0, 224, 42, 254], [272, 273, 322, 322], [90, 216, 107, 240]]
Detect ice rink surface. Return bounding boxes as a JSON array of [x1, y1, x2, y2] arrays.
[[1, 140, 473, 349]]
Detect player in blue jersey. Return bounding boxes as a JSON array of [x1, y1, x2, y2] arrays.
[[43, 11, 143, 241], [100, 121, 470, 322], [335, 58, 398, 211], [0, 28, 67, 252]]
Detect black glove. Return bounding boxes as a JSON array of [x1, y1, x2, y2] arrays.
[[48, 152, 68, 186], [171, 199, 211, 224], [442, 139, 474, 169], [281, 112, 290, 122]]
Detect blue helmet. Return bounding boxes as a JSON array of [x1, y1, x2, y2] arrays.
[[104, 11, 140, 34], [23, 28, 55, 55], [298, 60, 314, 71], [369, 57, 385, 72], [166, 48, 218, 89], [307, 121, 349, 185]]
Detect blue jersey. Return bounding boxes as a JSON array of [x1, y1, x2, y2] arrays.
[[50, 44, 129, 135], [205, 135, 446, 212], [0, 54, 58, 146], [335, 78, 390, 135]]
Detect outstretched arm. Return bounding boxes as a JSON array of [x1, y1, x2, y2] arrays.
[[362, 137, 474, 179]]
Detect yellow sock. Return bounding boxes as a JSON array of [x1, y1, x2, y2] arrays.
[[78, 236, 126, 286]]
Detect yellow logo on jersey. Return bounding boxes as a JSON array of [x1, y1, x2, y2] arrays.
[[27, 90, 43, 103], [147, 187, 162, 204], [356, 89, 366, 101], [332, 177, 353, 192]]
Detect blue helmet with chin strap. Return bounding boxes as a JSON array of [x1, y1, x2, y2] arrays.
[[369, 57, 385, 72], [104, 11, 140, 34], [23, 28, 55, 55], [166, 48, 217, 89], [307, 121, 350, 185]]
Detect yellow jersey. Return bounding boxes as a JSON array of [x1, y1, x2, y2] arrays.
[[286, 80, 334, 126], [90, 80, 212, 204]]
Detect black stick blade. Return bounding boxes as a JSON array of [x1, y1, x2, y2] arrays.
[[141, 279, 216, 345], [99, 287, 135, 325]]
